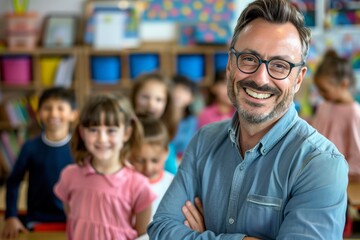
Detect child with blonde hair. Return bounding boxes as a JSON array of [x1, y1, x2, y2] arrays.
[[54, 94, 155, 240]]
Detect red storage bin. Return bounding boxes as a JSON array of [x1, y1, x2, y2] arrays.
[[1, 56, 32, 85]]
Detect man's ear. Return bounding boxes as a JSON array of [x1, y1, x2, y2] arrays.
[[294, 66, 307, 93]]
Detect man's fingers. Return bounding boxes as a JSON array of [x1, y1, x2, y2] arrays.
[[20, 226, 29, 233], [195, 197, 204, 215], [185, 201, 203, 224], [184, 220, 190, 228], [182, 204, 197, 229]]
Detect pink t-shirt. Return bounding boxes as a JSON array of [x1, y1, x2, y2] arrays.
[[54, 161, 156, 240], [197, 104, 235, 129], [311, 101, 360, 182]]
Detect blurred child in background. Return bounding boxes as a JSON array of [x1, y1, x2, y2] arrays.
[[171, 75, 199, 158], [311, 49, 360, 182], [2, 87, 78, 238], [54, 94, 155, 240], [131, 117, 174, 218], [131, 72, 178, 174], [197, 70, 235, 128]]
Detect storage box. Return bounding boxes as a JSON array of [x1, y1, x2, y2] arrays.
[[7, 33, 37, 50], [177, 54, 204, 82], [91, 56, 121, 84], [6, 12, 38, 33], [214, 52, 229, 71], [130, 54, 159, 79], [1, 56, 32, 85], [40, 57, 62, 86]]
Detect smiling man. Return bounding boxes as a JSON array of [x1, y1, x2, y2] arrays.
[[147, 0, 348, 239]]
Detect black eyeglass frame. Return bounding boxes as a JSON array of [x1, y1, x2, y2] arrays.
[[229, 47, 305, 80]]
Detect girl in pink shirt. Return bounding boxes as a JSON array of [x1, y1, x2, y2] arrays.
[[54, 94, 156, 240], [198, 70, 235, 128], [311, 49, 360, 183]]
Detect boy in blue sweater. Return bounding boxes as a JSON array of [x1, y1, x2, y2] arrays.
[[1, 87, 78, 238]]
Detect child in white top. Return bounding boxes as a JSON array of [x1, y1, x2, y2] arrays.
[[130, 117, 174, 218]]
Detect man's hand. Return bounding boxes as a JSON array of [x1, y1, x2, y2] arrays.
[[182, 197, 205, 232], [1, 217, 29, 239]]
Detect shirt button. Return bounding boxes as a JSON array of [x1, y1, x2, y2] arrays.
[[229, 218, 235, 224], [240, 166, 244, 170]]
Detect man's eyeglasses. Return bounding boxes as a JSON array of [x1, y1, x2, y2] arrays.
[[229, 48, 305, 80]]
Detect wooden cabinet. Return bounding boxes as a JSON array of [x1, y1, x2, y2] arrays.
[[0, 47, 82, 129], [81, 43, 228, 97], [0, 44, 229, 127], [171, 44, 228, 87], [82, 43, 172, 97]]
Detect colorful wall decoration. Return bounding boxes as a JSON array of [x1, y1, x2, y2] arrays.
[[290, 0, 317, 27], [327, 0, 360, 26], [142, 0, 234, 23], [142, 0, 234, 46]]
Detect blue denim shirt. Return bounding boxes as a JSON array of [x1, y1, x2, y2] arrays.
[[148, 105, 348, 239]]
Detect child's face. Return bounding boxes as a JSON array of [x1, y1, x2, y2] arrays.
[[212, 80, 232, 106], [314, 75, 344, 102], [173, 84, 193, 109], [37, 98, 77, 134], [80, 113, 131, 164], [131, 143, 168, 181], [135, 80, 167, 119]]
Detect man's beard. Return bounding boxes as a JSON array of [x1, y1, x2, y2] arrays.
[[227, 70, 295, 124]]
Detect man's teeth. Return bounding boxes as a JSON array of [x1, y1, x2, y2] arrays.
[[245, 88, 271, 99]]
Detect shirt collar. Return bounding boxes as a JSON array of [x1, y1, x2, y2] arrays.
[[228, 103, 299, 155], [41, 133, 71, 147], [82, 159, 133, 187]]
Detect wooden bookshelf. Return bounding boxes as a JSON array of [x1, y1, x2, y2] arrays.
[[0, 43, 228, 127]]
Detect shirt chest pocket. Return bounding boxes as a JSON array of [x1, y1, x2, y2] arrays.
[[243, 194, 282, 239]]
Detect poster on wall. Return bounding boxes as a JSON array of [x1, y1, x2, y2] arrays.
[[327, 0, 360, 26], [84, 0, 139, 47], [142, 0, 234, 45], [142, 0, 234, 23], [289, 0, 316, 27]]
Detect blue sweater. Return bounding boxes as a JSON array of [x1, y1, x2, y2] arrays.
[[5, 134, 74, 224]]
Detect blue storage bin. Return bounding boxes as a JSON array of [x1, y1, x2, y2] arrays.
[[91, 56, 121, 84], [177, 54, 204, 82], [214, 52, 228, 71], [130, 54, 159, 79]]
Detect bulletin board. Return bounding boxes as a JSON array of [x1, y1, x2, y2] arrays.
[[142, 0, 234, 23], [290, 0, 316, 27], [327, 0, 360, 26]]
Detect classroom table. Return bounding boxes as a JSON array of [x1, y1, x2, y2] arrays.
[[0, 232, 66, 240], [348, 182, 360, 209]]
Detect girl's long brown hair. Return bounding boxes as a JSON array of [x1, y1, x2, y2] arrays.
[[131, 72, 178, 140]]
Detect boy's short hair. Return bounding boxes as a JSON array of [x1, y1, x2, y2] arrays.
[[38, 87, 77, 110]]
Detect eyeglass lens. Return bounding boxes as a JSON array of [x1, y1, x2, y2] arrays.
[[237, 53, 292, 80]]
